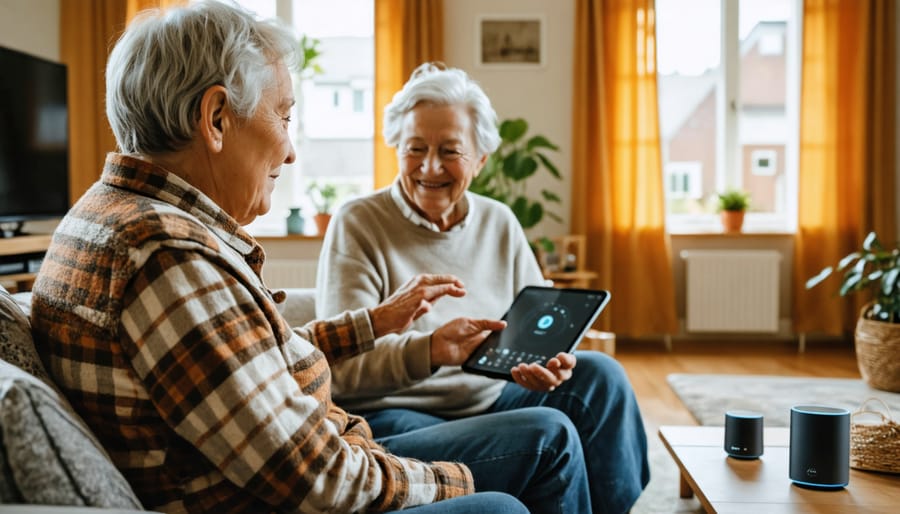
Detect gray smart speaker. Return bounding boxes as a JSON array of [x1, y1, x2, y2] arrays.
[[724, 410, 763, 459], [789, 405, 850, 489]]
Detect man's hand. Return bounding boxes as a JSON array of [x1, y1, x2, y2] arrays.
[[430, 318, 508, 367], [510, 352, 576, 392], [368, 274, 466, 338]]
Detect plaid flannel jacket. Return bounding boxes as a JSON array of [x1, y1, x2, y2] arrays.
[[30, 154, 473, 513]]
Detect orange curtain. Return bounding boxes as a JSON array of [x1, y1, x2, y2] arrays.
[[61, 0, 184, 203], [571, 0, 677, 337], [60, 0, 127, 203], [793, 0, 896, 335], [373, 0, 444, 189]]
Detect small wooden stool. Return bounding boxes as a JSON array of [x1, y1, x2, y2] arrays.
[[581, 329, 615, 356]]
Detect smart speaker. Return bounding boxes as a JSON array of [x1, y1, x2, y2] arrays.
[[789, 405, 850, 489], [724, 410, 764, 459]]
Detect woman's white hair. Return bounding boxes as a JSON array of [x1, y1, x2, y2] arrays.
[[106, 0, 297, 154], [383, 62, 501, 157]]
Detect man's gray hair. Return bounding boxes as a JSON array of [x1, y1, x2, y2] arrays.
[[383, 62, 501, 157], [106, 0, 297, 154]]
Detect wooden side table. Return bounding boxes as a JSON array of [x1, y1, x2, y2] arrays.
[[543, 270, 598, 289], [538, 234, 599, 289]]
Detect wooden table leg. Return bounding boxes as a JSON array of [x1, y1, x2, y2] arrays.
[[679, 471, 694, 499]]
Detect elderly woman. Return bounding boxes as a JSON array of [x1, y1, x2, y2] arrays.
[[317, 62, 651, 514], [28, 3, 590, 514]]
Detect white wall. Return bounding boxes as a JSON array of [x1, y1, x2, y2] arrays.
[[0, 0, 59, 61], [444, 0, 575, 239]]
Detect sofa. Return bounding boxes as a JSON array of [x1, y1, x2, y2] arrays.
[[0, 284, 317, 512]]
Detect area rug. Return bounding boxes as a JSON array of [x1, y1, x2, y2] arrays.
[[667, 373, 900, 426]]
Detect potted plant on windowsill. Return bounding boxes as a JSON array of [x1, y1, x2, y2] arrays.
[[717, 189, 750, 233], [307, 182, 337, 236], [805, 231, 900, 392], [468, 118, 562, 254]]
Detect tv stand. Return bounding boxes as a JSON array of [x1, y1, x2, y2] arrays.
[[0, 233, 51, 292], [0, 221, 26, 239]]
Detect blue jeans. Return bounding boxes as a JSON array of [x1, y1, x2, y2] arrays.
[[374, 407, 590, 514], [390, 492, 528, 513], [365, 351, 650, 514]]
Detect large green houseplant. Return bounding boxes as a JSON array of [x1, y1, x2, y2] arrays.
[[805, 231, 900, 392], [469, 118, 562, 232]]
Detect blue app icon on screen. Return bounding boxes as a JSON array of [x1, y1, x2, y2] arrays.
[[537, 315, 554, 330]]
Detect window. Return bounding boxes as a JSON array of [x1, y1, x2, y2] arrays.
[[751, 148, 777, 176], [656, 0, 800, 232], [665, 162, 703, 199], [236, 0, 374, 235]]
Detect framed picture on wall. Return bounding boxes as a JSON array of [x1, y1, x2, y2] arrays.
[[476, 14, 545, 68]]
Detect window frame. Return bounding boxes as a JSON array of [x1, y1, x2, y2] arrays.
[[663, 0, 802, 235]]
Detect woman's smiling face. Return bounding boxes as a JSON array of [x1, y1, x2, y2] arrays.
[[397, 102, 487, 231]]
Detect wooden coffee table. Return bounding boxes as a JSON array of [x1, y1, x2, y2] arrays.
[[659, 425, 900, 513]]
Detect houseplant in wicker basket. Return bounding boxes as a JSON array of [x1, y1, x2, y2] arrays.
[[806, 231, 900, 392]]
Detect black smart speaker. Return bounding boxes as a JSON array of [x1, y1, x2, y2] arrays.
[[724, 410, 764, 459], [789, 405, 850, 489]]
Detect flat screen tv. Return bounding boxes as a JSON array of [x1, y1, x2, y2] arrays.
[[0, 45, 69, 236]]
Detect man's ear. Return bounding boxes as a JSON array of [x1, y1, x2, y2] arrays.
[[197, 85, 229, 153]]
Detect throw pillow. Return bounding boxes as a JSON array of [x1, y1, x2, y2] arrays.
[[0, 359, 144, 508], [0, 285, 54, 389]]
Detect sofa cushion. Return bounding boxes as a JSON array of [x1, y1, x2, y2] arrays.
[[0, 359, 144, 508], [0, 287, 53, 389], [278, 287, 317, 326], [0, 285, 143, 508]]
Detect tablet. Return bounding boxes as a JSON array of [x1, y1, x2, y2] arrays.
[[462, 286, 611, 381]]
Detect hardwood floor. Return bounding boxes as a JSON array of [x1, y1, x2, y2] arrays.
[[614, 338, 861, 432]]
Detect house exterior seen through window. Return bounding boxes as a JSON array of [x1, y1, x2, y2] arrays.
[[237, 0, 374, 235], [656, 0, 799, 232]]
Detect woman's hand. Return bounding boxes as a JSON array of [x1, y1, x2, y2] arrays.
[[368, 274, 466, 338], [430, 318, 508, 367], [510, 352, 576, 392]]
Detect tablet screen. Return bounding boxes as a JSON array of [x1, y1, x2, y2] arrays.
[[462, 286, 611, 381]]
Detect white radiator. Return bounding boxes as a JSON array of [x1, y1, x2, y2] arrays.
[[681, 250, 781, 333], [262, 259, 318, 288]]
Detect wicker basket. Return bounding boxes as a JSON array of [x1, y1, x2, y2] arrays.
[[854, 307, 900, 392], [850, 398, 900, 474]]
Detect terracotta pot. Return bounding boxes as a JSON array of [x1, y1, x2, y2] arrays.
[[720, 210, 745, 233], [313, 213, 331, 236]]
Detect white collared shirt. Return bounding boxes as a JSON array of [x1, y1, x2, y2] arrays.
[[389, 179, 471, 232]]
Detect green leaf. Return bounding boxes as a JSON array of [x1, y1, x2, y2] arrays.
[[853, 258, 869, 276], [526, 135, 559, 152], [545, 211, 564, 223], [837, 252, 861, 270], [537, 236, 555, 253], [524, 202, 543, 228], [805, 266, 834, 289], [884, 268, 900, 296], [840, 272, 863, 295], [536, 153, 562, 179], [541, 189, 561, 203], [504, 155, 538, 181], [863, 231, 881, 252], [511, 197, 542, 228], [499, 119, 528, 143]]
